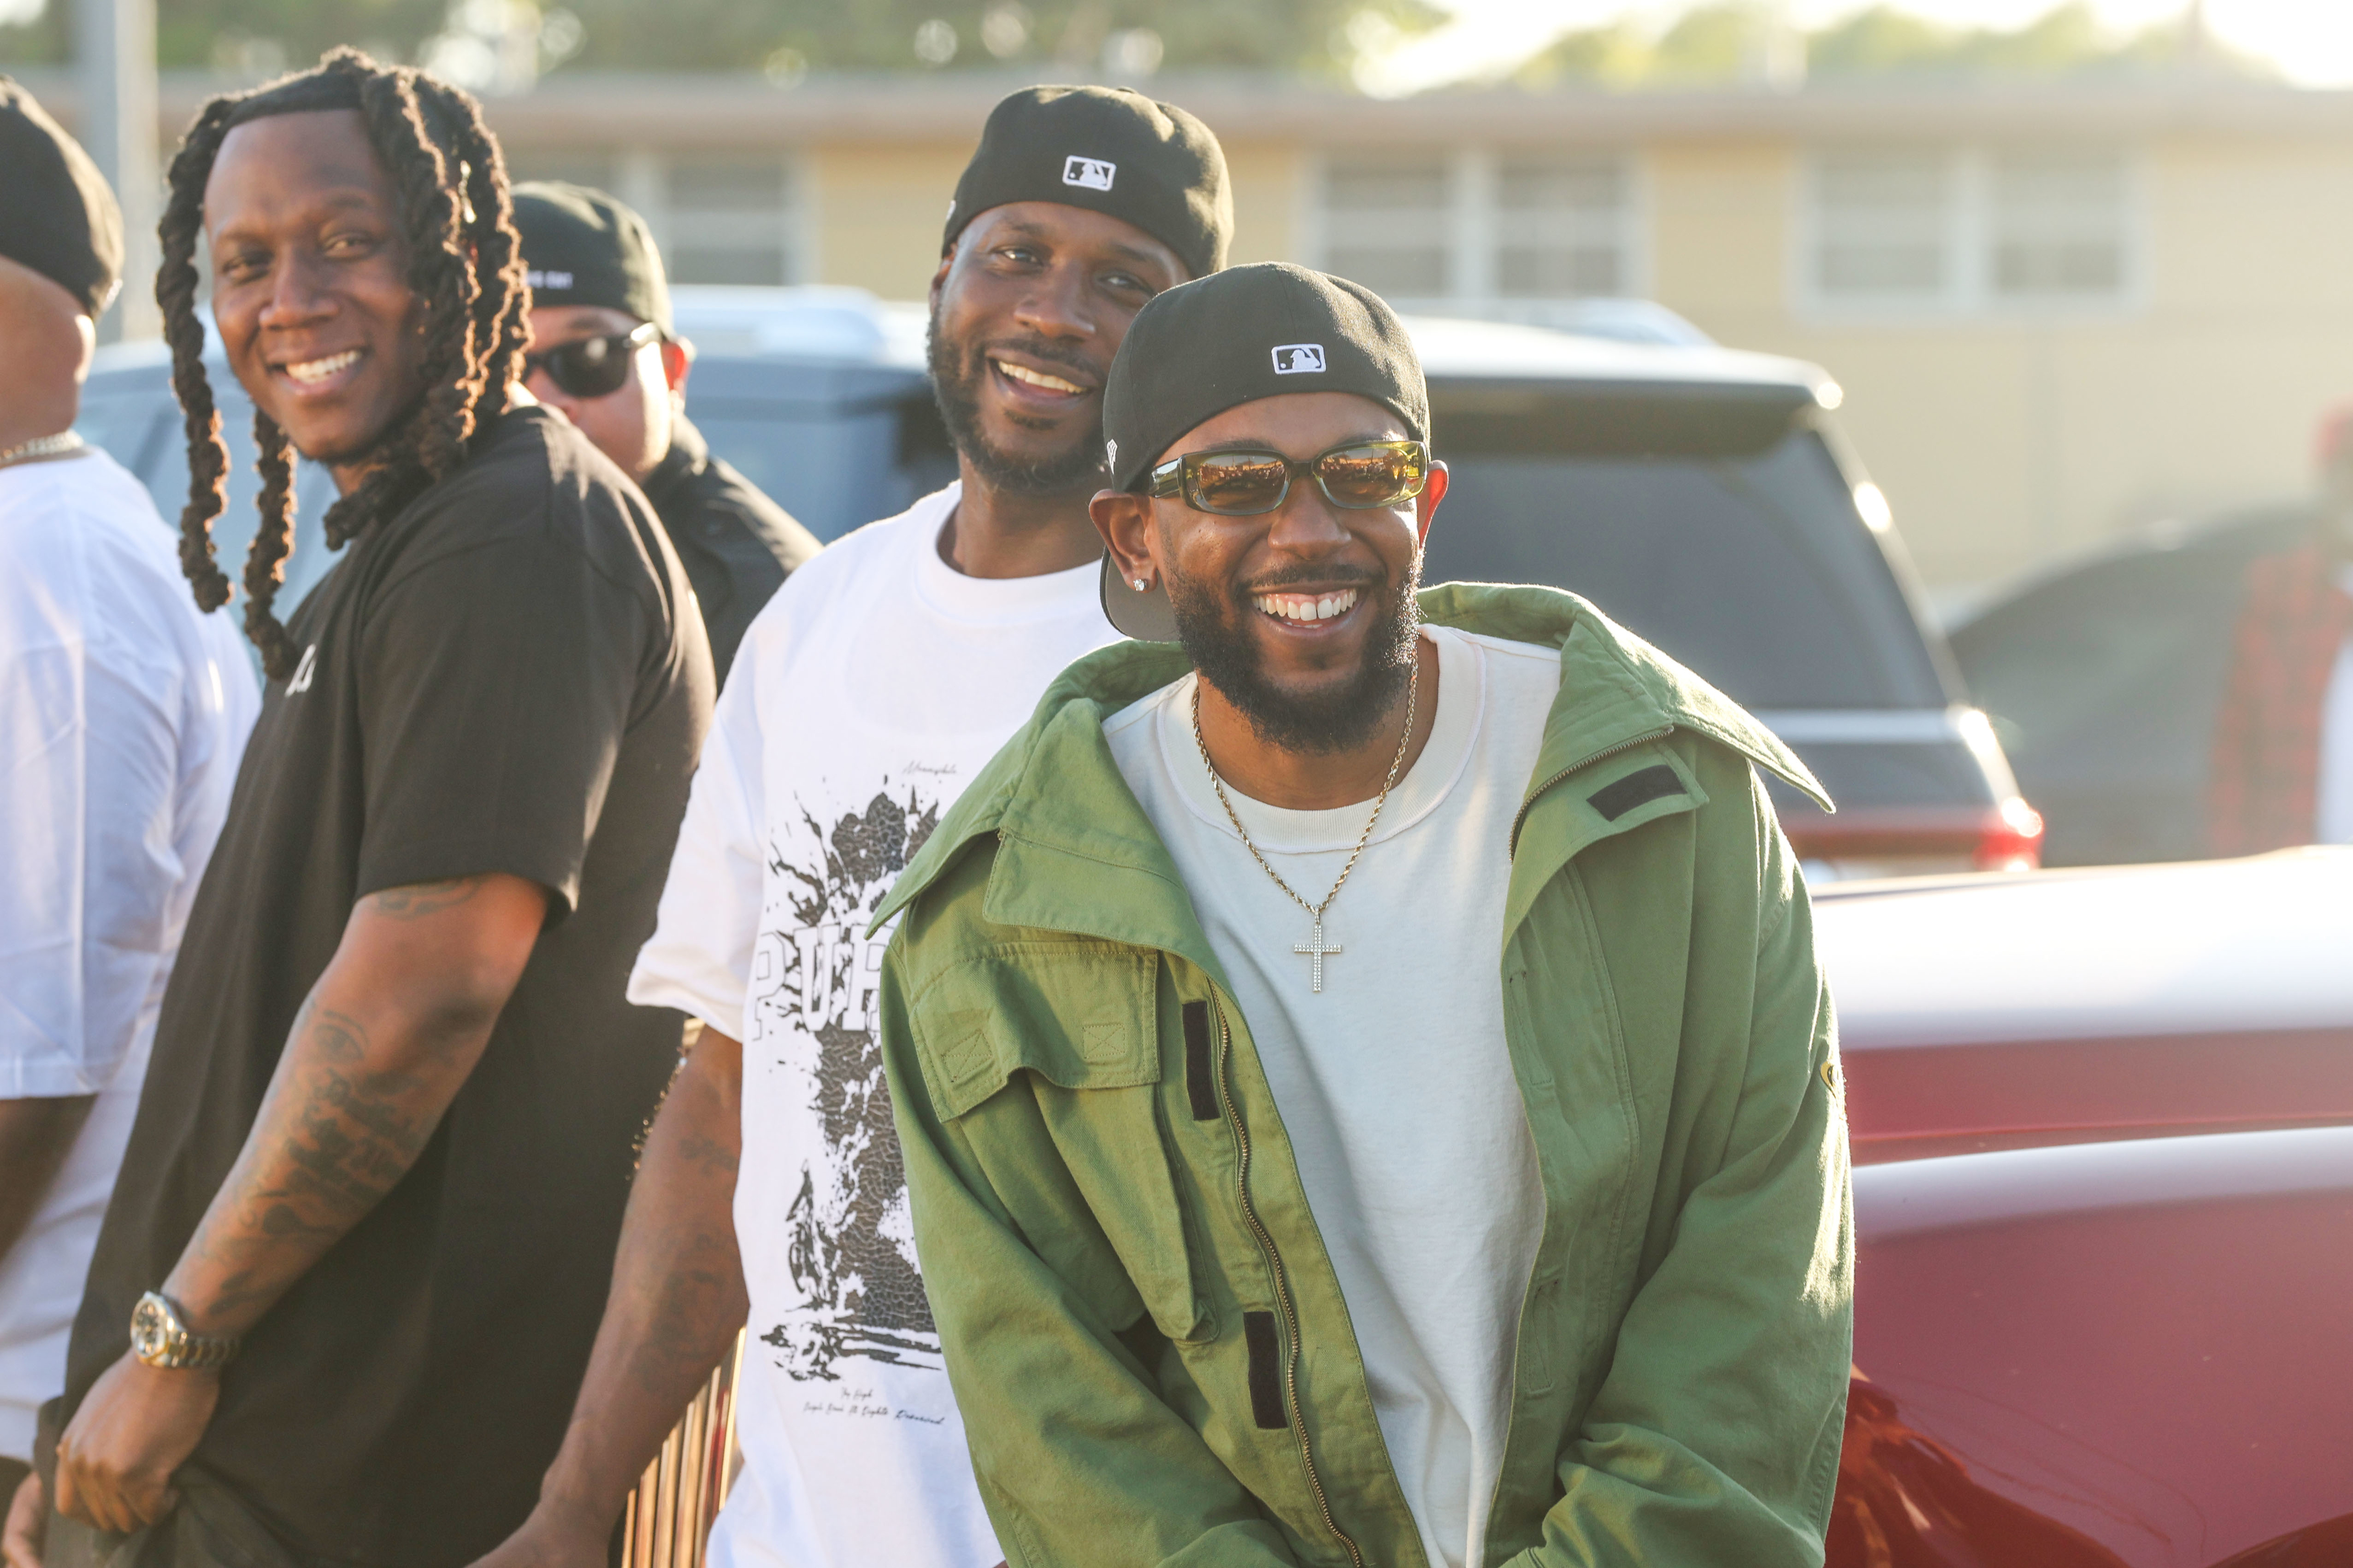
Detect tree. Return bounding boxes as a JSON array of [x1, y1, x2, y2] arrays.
[[1512, 1, 2272, 92], [1, 0, 1440, 78]]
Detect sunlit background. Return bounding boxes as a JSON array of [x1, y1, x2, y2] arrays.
[[1362, 1, 2353, 94], [12, 0, 2353, 869]]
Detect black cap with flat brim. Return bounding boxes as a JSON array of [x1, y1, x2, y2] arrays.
[[1096, 263, 1428, 641]]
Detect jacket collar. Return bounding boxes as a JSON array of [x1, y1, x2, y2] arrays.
[[872, 583, 1829, 962], [640, 413, 711, 509]]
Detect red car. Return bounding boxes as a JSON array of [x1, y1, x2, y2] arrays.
[[1818, 848, 2353, 1566]]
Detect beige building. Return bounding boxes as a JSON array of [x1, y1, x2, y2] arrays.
[[38, 69, 2353, 607]]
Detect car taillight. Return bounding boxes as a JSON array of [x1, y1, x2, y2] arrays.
[[1973, 795, 2045, 873], [1784, 799, 2045, 881]]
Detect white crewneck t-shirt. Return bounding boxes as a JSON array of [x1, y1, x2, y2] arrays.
[[0, 449, 258, 1462], [629, 483, 1119, 1568], [1105, 624, 1555, 1568]]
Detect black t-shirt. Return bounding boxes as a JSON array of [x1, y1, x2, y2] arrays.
[[58, 408, 714, 1564], [640, 413, 819, 685]]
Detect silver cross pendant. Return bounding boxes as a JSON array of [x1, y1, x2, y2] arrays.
[[1294, 919, 1342, 993]]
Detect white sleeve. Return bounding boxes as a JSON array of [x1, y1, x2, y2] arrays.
[[628, 665, 764, 1039], [0, 542, 186, 1099]]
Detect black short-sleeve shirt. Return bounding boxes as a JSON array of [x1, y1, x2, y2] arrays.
[[57, 408, 714, 1564]]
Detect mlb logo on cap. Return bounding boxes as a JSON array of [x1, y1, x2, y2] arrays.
[[1271, 343, 1327, 375], [1062, 155, 1117, 192]]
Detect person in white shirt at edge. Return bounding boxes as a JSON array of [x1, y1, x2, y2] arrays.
[[469, 85, 1233, 1568], [0, 78, 258, 1562]]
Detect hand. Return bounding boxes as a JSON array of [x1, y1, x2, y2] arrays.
[[2, 1472, 45, 1568], [464, 1495, 614, 1568], [52, 1350, 219, 1533]]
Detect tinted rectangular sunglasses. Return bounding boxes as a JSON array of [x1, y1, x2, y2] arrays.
[[522, 321, 662, 399], [1146, 439, 1430, 516]]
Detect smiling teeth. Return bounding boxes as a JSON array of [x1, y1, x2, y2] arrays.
[[1255, 589, 1358, 623], [993, 359, 1086, 394], [286, 350, 361, 385]]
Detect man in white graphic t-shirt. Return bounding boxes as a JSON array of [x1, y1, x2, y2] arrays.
[[0, 79, 257, 1548], [473, 85, 1232, 1568]]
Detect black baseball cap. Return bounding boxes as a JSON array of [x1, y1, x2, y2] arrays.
[[1098, 263, 1429, 640], [0, 76, 124, 318], [512, 181, 672, 335], [945, 85, 1230, 282]]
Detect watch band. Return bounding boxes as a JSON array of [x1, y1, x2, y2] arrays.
[[129, 1290, 241, 1371]]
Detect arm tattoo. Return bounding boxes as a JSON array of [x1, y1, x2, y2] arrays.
[[367, 876, 486, 920], [676, 1134, 739, 1176], [175, 982, 491, 1326]]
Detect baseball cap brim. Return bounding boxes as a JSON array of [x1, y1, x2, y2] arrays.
[[1099, 553, 1180, 642]]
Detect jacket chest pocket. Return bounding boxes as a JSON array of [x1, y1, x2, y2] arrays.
[[909, 943, 1214, 1344]]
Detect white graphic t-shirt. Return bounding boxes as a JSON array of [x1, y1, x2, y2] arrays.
[[629, 483, 1117, 1567]]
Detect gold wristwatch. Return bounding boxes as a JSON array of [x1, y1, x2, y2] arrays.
[[129, 1291, 240, 1371]]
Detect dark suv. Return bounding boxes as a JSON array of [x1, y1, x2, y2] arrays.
[[77, 288, 2031, 880]]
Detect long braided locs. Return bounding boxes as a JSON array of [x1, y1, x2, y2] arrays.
[[154, 48, 528, 680]]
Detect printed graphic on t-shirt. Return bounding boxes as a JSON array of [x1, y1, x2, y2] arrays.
[[750, 778, 945, 1382]]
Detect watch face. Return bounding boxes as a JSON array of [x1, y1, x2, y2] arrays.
[[131, 1295, 170, 1360]]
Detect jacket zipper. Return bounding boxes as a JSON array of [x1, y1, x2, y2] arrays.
[[1212, 996, 1367, 1568], [1508, 725, 1675, 857]]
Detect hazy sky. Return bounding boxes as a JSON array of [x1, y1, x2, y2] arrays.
[[1365, 1, 2353, 93]]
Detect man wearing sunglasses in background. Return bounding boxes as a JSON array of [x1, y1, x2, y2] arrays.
[[474, 87, 1229, 1568], [874, 263, 1855, 1567], [514, 182, 817, 684]]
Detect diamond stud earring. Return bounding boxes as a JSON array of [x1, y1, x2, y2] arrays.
[[1134, 578, 1149, 591]]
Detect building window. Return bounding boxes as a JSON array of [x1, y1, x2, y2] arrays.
[[491, 150, 806, 289], [1813, 151, 1949, 300], [1989, 151, 2128, 300], [1805, 146, 2134, 313], [666, 156, 798, 286], [503, 151, 618, 192], [1321, 154, 1451, 301], [1312, 148, 1639, 318], [1495, 154, 1629, 298]]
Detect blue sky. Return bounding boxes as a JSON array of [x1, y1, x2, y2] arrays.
[[1361, 1, 2353, 93]]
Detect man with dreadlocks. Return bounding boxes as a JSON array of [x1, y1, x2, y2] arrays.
[[28, 51, 712, 1567]]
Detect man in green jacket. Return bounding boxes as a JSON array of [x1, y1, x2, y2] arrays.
[[875, 263, 1853, 1568]]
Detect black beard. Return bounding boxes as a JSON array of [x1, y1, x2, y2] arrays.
[[926, 309, 1106, 495], [1168, 559, 1422, 755]]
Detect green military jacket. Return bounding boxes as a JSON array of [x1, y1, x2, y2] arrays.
[[872, 583, 1855, 1568]]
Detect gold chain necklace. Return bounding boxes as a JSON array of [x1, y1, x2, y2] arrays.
[[1188, 652, 1419, 993]]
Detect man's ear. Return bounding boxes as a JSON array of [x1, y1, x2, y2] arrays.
[[1091, 490, 1159, 587], [1414, 461, 1449, 547], [661, 338, 692, 397], [928, 243, 956, 314]]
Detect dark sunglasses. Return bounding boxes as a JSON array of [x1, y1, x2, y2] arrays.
[[523, 321, 662, 399], [1147, 439, 1430, 517]]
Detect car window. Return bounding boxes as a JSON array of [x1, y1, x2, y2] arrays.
[[136, 391, 342, 625], [1421, 394, 1947, 710], [685, 359, 952, 543], [1949, 513, 2307, 768], [81, 373, 340, 675]]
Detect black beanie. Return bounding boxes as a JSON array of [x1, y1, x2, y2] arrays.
[[512, 181, 672, 335], [945, 85, 1230, 282], [0, 76, 124, 318], [1098, 263, 1429, 639]]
